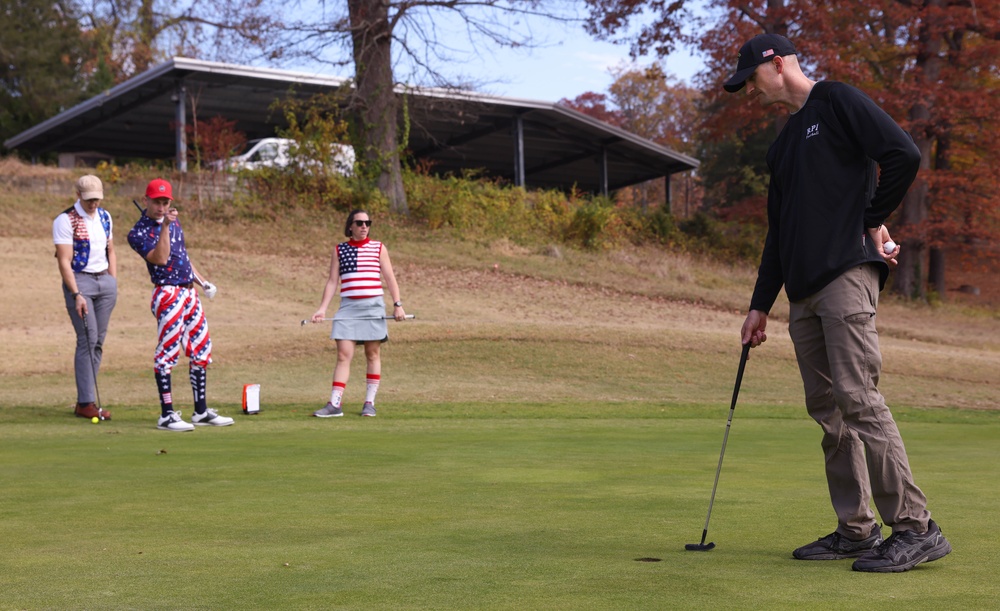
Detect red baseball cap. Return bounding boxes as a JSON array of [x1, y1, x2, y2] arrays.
[[145, 178, 173, 200]]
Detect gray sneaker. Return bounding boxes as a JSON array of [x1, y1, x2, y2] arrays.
[[361, 402, 376, 417], [852, 520, 951, 573], [793, 526, 882, 560], [313, 402, 343, 418]]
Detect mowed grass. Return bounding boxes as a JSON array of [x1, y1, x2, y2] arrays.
[[3, 405, 999, 610], [2, 178, 999, 609]]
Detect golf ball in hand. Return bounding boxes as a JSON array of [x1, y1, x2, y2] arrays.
[[92, 416, 99, 423], [884, 241, 897, 255]]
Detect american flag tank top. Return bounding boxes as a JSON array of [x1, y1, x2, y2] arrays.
[[338, 239, 384, 298]]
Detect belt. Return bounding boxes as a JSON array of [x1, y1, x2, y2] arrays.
[[156, 282, 194, 289], [77, 270, 108, 277]]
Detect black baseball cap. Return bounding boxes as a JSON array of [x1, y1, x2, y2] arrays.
[[723, 34, 797, 93]]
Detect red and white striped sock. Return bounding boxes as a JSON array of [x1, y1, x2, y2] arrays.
[[365, 374, 380, 404], [330, 381, 346, 408]]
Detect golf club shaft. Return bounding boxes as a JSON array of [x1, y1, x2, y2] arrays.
[[699, 343, 751, 536], [81, 310, 103, 419], [302, 315, 415, 325]]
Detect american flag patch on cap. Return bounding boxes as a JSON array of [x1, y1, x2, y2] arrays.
[[762, 49, 774, 58]]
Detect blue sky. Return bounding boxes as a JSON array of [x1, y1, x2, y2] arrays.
[[461, 35, 702, 103], [414, 6, 707, 103], [280, 5, 704, 106]]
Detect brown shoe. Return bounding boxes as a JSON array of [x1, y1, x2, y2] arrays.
[[74, 402, 111, 420]]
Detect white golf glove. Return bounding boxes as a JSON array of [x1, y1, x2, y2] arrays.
[[202, 280, 218, 300]]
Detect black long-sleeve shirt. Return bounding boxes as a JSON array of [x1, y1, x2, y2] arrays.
[[749, 81, 921, 313]]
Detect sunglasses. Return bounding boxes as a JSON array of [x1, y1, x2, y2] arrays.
[[353, 219, 372, 227]]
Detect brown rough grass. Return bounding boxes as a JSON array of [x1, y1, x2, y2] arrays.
[[1, 174, 997, 414], [0, 156, 75, 178]]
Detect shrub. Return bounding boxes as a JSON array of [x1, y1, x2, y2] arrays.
[[679, 211, 722, 246], [404, 170, 561, 243], [647, 205, 680, 245], [564, 196, 628, 250], [675, 210, 765, 263], [188, 116, 245, 170]]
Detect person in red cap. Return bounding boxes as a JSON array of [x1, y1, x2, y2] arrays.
[[725, 33, 950, 572], [53, 174, 117, 420], [127, 178, 233, 432]]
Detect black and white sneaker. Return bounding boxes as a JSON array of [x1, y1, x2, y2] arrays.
[[192, 408, 234, 427], [157, 410, 194, 432], [852, 520, 951, 572], [793, 527, 883, 560]]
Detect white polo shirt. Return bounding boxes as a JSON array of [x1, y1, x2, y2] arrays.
[[52, 201, 113, 273]]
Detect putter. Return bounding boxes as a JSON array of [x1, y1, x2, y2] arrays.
[[81, 309, 104, 421], [685, 342, 751, 551], [301, 314, 415, 326]]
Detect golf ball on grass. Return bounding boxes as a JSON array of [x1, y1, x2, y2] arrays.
[[92, 416, 99, 424], [884, 241, 897, 255]]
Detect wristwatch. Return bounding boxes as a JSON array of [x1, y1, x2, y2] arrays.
[[72, 292, 82, 298], [393, 301, 403, 308]]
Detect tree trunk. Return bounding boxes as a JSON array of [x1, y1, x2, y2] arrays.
[[930, 99, 954, 303], [890, 1, 943, 301], [893, 181, 928, 300], [347, 0, 409, 214], [928, 247, 946, 300]]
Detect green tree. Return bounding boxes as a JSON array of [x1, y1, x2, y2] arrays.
[[76, 0, 269, 84], [263, 1, 578, 215], [0, 0, 89, 148], [607, 63, 701, 212], [607, 63, 699, 155], [562, 63, 702, 213]]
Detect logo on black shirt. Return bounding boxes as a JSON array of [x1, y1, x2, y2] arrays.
[[806, 123, 820, 139]]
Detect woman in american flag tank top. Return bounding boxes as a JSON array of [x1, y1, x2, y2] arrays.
[[310, 209, 407, 418]]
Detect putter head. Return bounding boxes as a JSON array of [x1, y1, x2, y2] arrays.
[[300, 319, 308, 326], [684, 542, 716, 551]]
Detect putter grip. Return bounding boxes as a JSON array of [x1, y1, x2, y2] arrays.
[[731, 344, 750, 411]]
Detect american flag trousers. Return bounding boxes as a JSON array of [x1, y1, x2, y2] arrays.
[[150, 285, 212, 375]]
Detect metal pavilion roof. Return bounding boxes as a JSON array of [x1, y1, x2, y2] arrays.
[[5, 57, 698, 193]]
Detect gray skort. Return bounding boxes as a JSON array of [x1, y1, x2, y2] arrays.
[[331, 296, 388, 342]]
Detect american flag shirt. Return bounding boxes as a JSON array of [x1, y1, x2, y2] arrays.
[[127, 215, 194, 286], [338, 238, 383, 298]]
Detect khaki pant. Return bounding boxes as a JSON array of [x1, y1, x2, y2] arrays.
[[788, 264, 930, 537]]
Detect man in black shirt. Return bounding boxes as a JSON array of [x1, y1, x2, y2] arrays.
[[725, 33, 951, 573]]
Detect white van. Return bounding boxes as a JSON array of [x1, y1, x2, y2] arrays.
[[220, 138, 355, 175]]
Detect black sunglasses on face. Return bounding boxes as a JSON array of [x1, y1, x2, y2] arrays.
[[353, 219, 372, 227]]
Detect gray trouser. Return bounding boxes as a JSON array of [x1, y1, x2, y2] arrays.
[[788, 263, 930, 536], [63, 272, 118, 403]]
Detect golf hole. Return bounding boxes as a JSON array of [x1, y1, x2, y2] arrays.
[[634, 557, 662, 562]]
